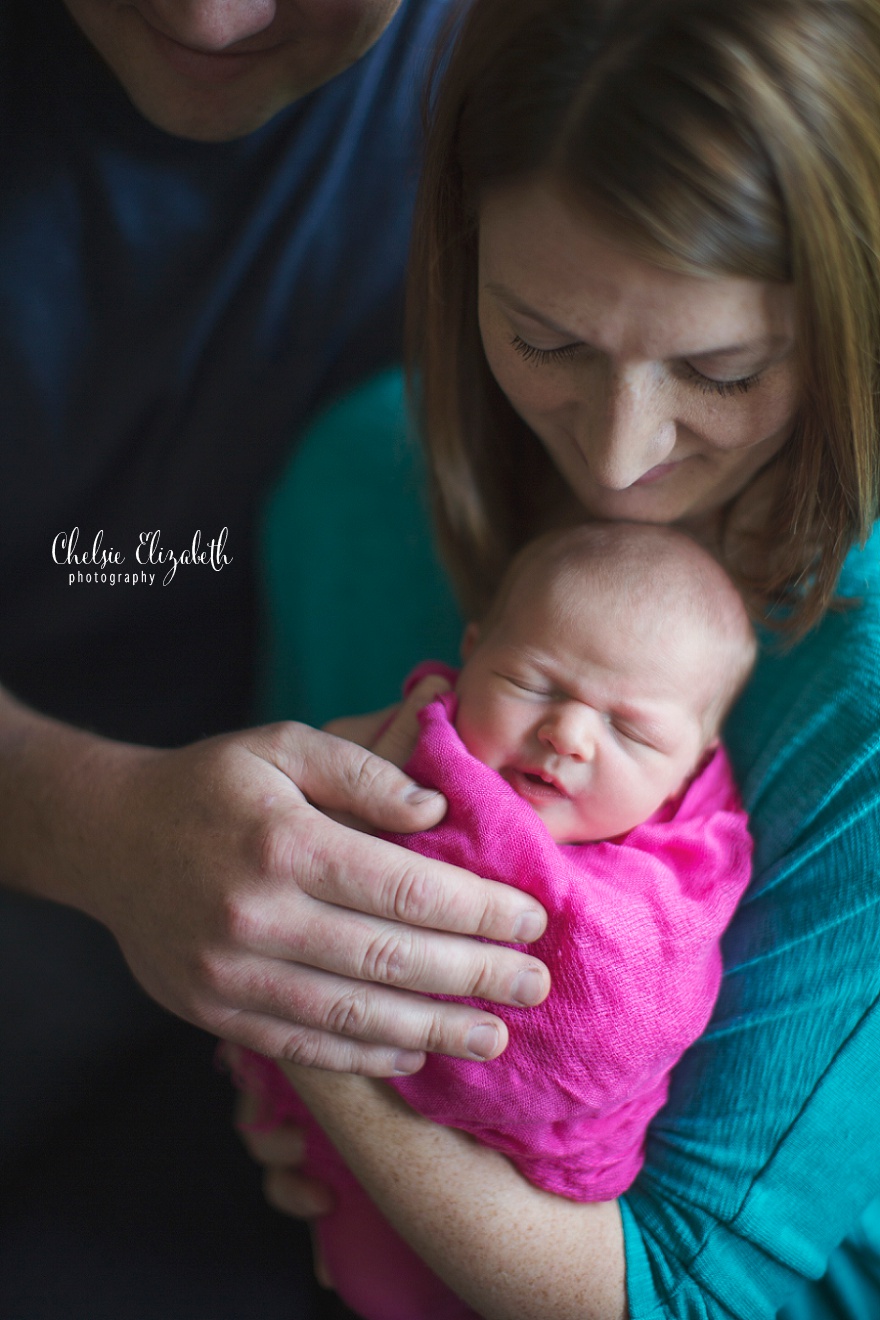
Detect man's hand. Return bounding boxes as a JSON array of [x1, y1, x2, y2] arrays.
[[0, 683, 549, 1076]]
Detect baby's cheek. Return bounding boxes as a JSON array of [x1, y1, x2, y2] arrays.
[[453, 711, 493, 767]]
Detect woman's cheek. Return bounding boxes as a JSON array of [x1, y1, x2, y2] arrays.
[[483, 342, 568, 422]]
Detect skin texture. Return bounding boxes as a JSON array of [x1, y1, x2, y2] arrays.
[[62, 0, 402, 140], [281, 1059, 627, 1320], [478, 178, 799, 532], [455, 563, 709, 843]]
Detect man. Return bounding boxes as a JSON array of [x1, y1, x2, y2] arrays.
[[0, 2, 548, 1314]]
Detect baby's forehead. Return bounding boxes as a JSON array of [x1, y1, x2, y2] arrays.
[[508, 548, 703, 637], [504, 561, 721, 687]]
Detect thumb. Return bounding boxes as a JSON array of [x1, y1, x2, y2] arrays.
[[263, 720, 448, 834]]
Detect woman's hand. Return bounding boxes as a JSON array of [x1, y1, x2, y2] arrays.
[[234, 1082, 332, 1214], [233, 1083, 335, 1289], [0, 680, 549, 1075]]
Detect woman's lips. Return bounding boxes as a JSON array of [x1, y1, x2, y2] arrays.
[[631, 460, 682, 486]]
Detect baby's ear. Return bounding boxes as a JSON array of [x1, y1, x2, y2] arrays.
[[698, 736, 721, 770], [460, 622, 481, 661]]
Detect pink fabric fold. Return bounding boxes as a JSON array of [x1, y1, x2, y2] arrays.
[[233, 684, 752, 1317]]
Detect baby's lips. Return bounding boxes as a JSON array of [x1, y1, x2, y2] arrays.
[[508, 765, 571, 798]]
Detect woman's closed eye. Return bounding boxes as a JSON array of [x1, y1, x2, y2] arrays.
[[509, 334, 580, 366], [679, 359, 762, 397], [510, 331, 765, 398]]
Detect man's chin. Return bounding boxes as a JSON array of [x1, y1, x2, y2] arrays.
[[129, 89, 289, 141], [114, 66, 300, 141]]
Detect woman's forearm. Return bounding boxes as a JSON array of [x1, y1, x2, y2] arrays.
[[281, 1062, 628, 1320]]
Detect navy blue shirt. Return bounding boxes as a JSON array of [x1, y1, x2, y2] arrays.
[[0, 0, 452, 746], [0, 9, 457, 1315]]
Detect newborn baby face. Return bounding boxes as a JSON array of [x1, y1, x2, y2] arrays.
[[454, 569, 711, 843]]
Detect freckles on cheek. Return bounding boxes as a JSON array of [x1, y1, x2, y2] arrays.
[[684, 396, 776, 455], [483, 345, 557, 418]]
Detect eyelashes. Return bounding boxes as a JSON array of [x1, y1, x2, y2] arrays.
[[509, 335, 579, 366], [508, 334, 762, 396], [679, 361, 761, 397]]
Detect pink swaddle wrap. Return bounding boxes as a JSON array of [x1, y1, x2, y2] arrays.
[[235, 685, 752, 1319]]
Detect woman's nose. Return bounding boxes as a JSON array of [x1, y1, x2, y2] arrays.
[[538, 705, 596, 760], [144, 0, 277, 50], [576, 365, 676, 490]]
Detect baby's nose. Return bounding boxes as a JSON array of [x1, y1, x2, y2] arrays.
[[537, 705, 596, 759]]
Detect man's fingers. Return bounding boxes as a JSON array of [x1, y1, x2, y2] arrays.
[[290, 816, 547, 947], [372, 674, 451, 769], [221, 965, 513, 1062], [252, 905, 549, 1008], [219, 1009, 429, 1077]]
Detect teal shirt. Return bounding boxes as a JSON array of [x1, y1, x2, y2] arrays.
[[622, 528, 880, 1318], [262, 371, 880, 1319]]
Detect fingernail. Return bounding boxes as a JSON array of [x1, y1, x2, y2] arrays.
[[512, 968, 546, 1007], [466, 1023, 501, 1059], [392, 1050, 424, 1075], [512, 909, 545, 942], [405, 784, 442, 805]]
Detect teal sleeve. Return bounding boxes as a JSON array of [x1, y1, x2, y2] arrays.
[[621, 529, 880, 1318]]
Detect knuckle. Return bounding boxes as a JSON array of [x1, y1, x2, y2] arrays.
[[191, 945, 233, 999], [465, 951, 499, 1001], [254, 812, 297, 882], [390, 864, 441, 927], [255, 810, 323, 895], [275, 1028, 325, 1070], [322, 986, 374, 1040], [360, 927, 414, 987], [423, 1012, 455, 1056], [217, 889, 263, 946], [346, 750, 390, 801], [471, 891, 500, 939]]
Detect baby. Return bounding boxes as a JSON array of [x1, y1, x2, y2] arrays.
[[234, 521, 756, 1320]]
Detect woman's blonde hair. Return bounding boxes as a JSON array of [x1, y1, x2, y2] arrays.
[[408, 0, 880, 634]]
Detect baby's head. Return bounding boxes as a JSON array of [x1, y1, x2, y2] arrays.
[[454, 523, 756, 843]]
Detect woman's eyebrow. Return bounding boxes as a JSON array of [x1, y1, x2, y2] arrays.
[[686, 336, 792, 364], [483, 283, 579, 338]]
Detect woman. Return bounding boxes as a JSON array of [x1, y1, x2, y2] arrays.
[[244, 0, 880, 1314]]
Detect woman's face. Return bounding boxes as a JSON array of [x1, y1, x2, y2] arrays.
[[478, 179, 799, 527]]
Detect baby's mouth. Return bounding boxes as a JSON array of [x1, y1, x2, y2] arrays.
[[503, 767, 570, 802]]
